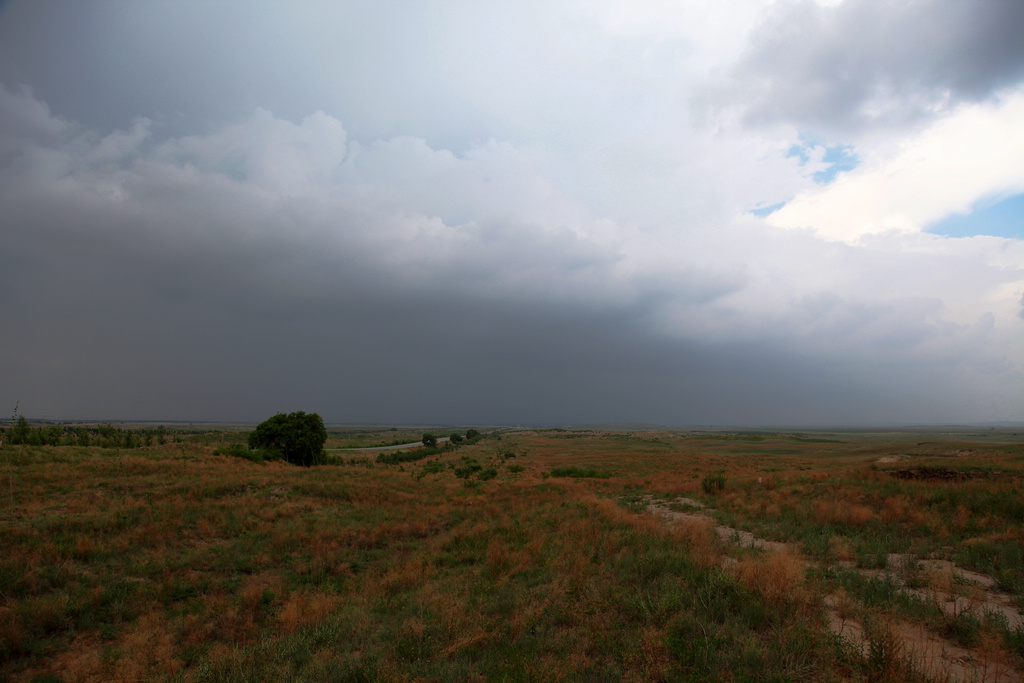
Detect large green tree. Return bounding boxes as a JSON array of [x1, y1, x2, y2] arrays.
[[248, 411, 327, 466]]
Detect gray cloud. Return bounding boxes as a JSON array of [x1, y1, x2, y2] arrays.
[[0, 0, 625, 152], [2, 83, 1020, 425], [714, 0, 1024, 136], [2, 3, 1022, 427], [0, 210, 987, 425]]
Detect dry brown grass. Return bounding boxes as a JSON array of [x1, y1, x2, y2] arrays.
[[587, 494, 662, 536], [732, 550, 807, 607], [669, 517, 722, 571], [880, 494, 940, 530], [3, 430, 1022, 681], [278, 591, 342, 635], [829, 535, 857, 563], [813, 499, 875, 527]]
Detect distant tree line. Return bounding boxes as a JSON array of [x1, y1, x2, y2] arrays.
[[1, 412, 488, 471], [0, 417, 180, 448], [376, 428, 485, 465]]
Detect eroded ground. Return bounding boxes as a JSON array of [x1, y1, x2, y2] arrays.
[[645, 493, 1022, 682]]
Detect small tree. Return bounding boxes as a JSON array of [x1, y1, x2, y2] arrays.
[[8, 415, 31, 446], [248, 411, 327, 466], [422, 433, 438, 448], [449, 432, 463, 445]]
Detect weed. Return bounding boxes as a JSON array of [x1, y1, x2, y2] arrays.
[[863, 618, 909, 682], [856, 536, 890, 570]]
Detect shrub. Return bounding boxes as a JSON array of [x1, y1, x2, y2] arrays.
[[454, 457, 483, 479], [549, 466, 611, 479], [422, 433, 438, 448], [248, 411, 327, 467], [415, 460, 446, 479], [701, 472, 726, 494], [215, 444, 266, 464], [377, 449, 431, 465]]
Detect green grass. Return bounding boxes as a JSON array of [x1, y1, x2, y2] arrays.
[[3, 429, 1024, 680]]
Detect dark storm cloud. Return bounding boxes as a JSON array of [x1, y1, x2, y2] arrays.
[[2, 176, 1009, 425], [0, 1, 500, 148], [0, 84, 1000, 425], [716, 0, 1024, 135], [1, 3, 1022, 426], [0, 200, 972, 426]]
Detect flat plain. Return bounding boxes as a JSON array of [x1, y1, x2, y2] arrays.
[[2, 427, 1023, 681]]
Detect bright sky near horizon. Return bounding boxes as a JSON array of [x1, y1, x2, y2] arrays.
[[1, 0, 1022, 425]]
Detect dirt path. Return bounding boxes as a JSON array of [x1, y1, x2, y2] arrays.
[[641, 495, 1023, 682], [645, 497, 788, 553]]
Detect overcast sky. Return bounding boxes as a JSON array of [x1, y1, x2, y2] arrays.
[[2, 0, 1022, 426]]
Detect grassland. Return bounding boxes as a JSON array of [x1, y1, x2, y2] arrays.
[[2, 427, 1023, 681]]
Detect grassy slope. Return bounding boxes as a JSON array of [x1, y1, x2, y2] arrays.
[[1, 429, 1022, 681]]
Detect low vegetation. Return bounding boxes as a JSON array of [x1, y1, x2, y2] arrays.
[[1, 424, 1022, 680], [548, 466, 612, 479]]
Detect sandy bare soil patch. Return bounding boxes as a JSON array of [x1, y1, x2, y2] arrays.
[[645, 497, 788, 553], [642, 495, 1024, 682]]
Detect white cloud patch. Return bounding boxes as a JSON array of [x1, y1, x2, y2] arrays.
[[154, 109, 348, 192], [767, 91, 1024, 242]]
